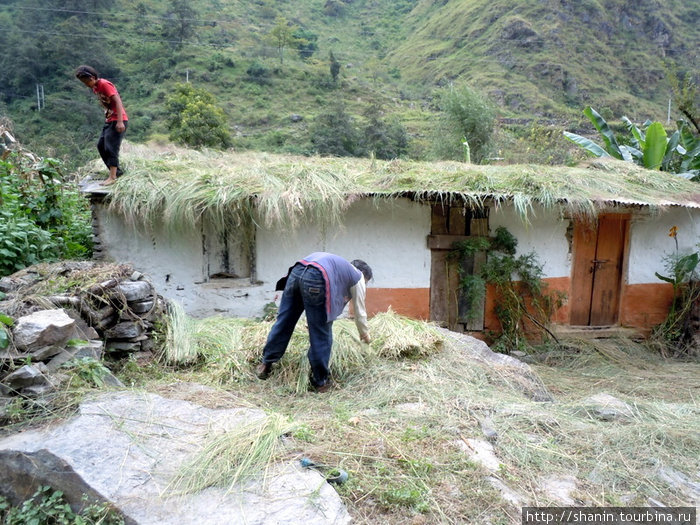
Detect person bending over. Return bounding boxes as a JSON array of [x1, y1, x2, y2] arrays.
[[256, 252, 373, 392]]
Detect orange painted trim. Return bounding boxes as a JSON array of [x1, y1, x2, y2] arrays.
[[483, 277, 570, 334], [365, 288, 430, 320], [360, 281, 674, 339], [620, 283, 674, 333]]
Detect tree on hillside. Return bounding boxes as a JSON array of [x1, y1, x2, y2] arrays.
[[310, 103, 362, 157], [163, 0, 198, 48], [164, 84, 231, 149], [329, 51, 341, 84], [667, 68, 699, 133], [293, 28, 318, 60], [362, 101, 409, 160], [266, 17, 300, 65], [432, 84, 496, 163]]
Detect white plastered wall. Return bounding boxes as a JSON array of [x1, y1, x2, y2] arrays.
[[489, 202, 572, 278], [95, 197, 431, 318], [628, 207, 700, 284], [256, 197, 432, 288]]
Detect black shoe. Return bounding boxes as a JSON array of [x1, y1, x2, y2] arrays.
[[313, 379, 333, 393], [255, 362, 272, 380]]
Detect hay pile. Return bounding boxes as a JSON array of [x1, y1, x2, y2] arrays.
[[162, 307, 445, 393]]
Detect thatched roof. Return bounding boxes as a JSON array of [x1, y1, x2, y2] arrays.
[[83, 143, 700, 229]]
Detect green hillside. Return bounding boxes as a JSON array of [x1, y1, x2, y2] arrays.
[[0, 0, 697, 168], [387, 0, 699, 118]]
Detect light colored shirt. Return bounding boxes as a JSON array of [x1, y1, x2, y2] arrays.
[[350, 275, 369, 338]]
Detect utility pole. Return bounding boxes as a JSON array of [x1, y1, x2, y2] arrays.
[[667, 98, 671, 125], [186, 69, 189, 83], [36, 84, 45, 111]]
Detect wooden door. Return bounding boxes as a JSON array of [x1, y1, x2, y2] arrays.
[[428, 203, 488, 331], [570, 214, 629, 326]]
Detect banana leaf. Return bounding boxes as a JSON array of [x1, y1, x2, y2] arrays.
[[662, 130, 680, 170], [618, 145, 635, 162], [584, 106, 623, 159], [641, 122, 667, 170], [562, 131, 610, 158], [621, 116, 644, 149]]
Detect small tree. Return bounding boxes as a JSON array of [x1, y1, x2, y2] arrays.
[[362, 101, 409, 160], [163, 0, 197, 48], [432, 84, 496, 163], [310, 103, 361, 157], [266, 16, 299, 65], [293, 28, 318, 60], [329, 51, 341, 84], [165, 84, 231, 149]]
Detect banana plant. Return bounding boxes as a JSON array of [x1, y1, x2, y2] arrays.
[[564, 107, 700, 179]]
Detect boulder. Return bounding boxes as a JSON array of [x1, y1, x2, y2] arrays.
[[104, 322, 144, 341], [13, 309, 75, 352], [582, 393, 635, 422], [438, 329, 554, 402], [0, 390, 351, 525]]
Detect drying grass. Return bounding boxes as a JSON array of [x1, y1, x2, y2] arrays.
[[369, 309, 444, 359], [144, 309, 699, 522], [161, 306, 445, 393], [99, 144, 700, 233], [168, 412, 297, 495], [0, 261, 134, 318]]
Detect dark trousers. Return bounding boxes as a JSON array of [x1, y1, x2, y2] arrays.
[[262, 264, 333, 387], [97, 121, 127, 173]]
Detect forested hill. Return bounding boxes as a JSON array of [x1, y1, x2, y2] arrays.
[[0, 0, 697, 166]]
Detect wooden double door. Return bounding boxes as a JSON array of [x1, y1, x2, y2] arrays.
[[570, 213, 629, 326]]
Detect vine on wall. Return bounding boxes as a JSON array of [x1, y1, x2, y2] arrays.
[[450, 227, 566, 353]]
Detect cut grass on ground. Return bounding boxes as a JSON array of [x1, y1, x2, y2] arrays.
[[116, 311, 700, 524]]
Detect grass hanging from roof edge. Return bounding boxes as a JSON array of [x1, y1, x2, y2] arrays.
[[102, 144, 700, 231]]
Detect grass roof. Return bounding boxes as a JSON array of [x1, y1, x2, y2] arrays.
[[91, 142, 700, 229]]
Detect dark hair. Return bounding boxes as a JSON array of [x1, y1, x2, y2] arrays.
[[351, 259, 373, 283], [75, 65, 99, 80]]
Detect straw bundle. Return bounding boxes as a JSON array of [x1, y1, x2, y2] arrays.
[[169, 412, 297, 494], [369, 309, 445, 359]]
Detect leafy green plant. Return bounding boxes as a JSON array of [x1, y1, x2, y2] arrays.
[[448, 228, 564, 351], [0, 313, 12, 350], [482, 227, 564, 352], [564, 107, 700, 179], [0, 485, 123, 525], [0, 148, 92, 276], [448, 237, 490, 322], [164, 83, 231, 149], [63, 357, 112, 388], [432, 83, 496, 163], [652, 226, 700, 354]]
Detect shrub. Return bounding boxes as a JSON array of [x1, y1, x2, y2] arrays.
[[0, 149, 92, 276], [431, 84, 496, 163], [164, 84, 231, 149]]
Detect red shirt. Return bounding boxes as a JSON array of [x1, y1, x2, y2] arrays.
[[93, 79, 128, 122]]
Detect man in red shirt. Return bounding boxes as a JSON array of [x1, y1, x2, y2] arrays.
[[75, 65, 128, 186]]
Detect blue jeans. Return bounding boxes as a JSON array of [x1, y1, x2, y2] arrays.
[[262, 264, 333, 386]]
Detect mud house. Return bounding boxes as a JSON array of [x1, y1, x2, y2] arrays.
[[80, 144, 700, 337]]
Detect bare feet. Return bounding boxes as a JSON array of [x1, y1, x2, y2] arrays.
[[101, 178, 117, 186]]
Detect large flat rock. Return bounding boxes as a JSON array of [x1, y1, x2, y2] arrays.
[[0, 390, 350, 525]]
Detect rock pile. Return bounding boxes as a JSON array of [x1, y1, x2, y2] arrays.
[[0, 262, 166, 413]]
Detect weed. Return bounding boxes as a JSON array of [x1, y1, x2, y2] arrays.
[[0, 485, 124, 525]]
